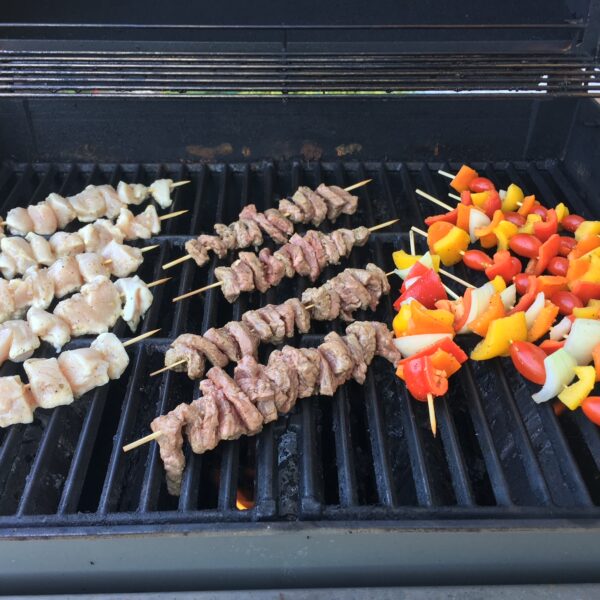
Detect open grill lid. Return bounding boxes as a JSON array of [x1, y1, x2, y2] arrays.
[[0, 0, 598, 97]]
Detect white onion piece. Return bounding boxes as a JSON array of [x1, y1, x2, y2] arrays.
[[393, 333, 453, 358], [525, 292, 545, 329], [532, 349, 576, 404], [468, 210, 491, 244], [550, 316, 573, 341], [457, 281, 497, 334], [564, 319, 600, 365], [499, 189, 507, 200], [403, 276, 420, 290], [500, 284, 517, 310], [394, 251, 438, 280]]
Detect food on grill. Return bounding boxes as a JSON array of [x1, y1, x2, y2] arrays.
[[149, 321, 400, 495], [0, 275, 157, 367], [0, 214, 157, 279], [164, 264, 389, 379], [179, 183, 360, 269], [4, 179, 181, 237], [0, 375, 35, 428]]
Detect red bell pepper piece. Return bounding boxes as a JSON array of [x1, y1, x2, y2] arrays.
[[509, 275, 538, 314], [484, 250, 522, 283], [394, 268, 448, 310], [534, 233, 560, 276], [539, 339, 566, 355], [481, 189, 502, 219], [504, 211, 527, 227], [400, 261, 431, 293], [570, 280, 600, 305], [533, 209, 558, 242], [424, 208, 458, 227], [402, 355, 449, 402]]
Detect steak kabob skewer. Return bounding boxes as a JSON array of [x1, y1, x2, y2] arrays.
[[162, 179, 371, 270], [0, 206, 186, 279], [123, 320, 401, 496], [1, 178, 189, 236], [172, 219, 399, 304]]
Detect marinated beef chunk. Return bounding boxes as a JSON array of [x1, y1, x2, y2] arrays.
[[371, 321, 402, 366], [316, 184, 347, 221], [197, 234, 229, 258], [242, 310, 273, 342], [240, 218, 264, 246], [329, 185, 359, 215], [302, 286, 341, 321], [165, 336, 207, 380], [277, 243, 311, 278], [345, 321, 377, 366], [264, 208, 294, 236], [256, 305, 286, 343], [214, 223, 237, 250], [258, 248, 286, 287], [330, 271, 372, 319], [286, 298, 311, 333], [200, 379, 246, 441], [320, 332, 355, 386], [265, 350, 299, 413], [317, 231, 341, 265], [238, 251, 269, 293], [281, 346, 320, 398], [316, 350, 337, 396], [290, 189, 315, 223], [230, 220, 254, 248], [223, 321, 259, 358], [289, 234, 320, 281], [278, 199, 304, 223], [299, 186, 328, 226], [185, 396, 219, 455], [275, 301, 296, 337], [185, 239, 210, 267], [204, 327, 241, 362], [304, 230, 327, 270], [273, 250, 295, 278], [215, 266, 241, 303], [344, 332, 369, 384], [240, 204, 289, 245], [230, 260, 256, 292], [234, 355, 278, 423], [353, 226, 370, 246]]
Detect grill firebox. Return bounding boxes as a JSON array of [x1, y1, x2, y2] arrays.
[[0, 159, 598, 530]]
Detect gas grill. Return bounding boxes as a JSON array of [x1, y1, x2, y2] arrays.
[[1, 1, 600, 596]]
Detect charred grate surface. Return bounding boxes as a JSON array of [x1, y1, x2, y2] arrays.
[[0, 51, 598, 97], [0, 159, 599, 534]]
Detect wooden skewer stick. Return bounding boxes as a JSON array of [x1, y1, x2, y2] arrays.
[[427, 393, 437, 437], [448, 192, 461, 201], [123, 328, 162, 348], [438, 170, 454, 180], [164, 180, 376, 269], [170, 180, 191, 189], [171, 219, 400, 302], [159, 209, 189, 221], [147, 276, 172, 289], [150, 358, 187, 377], [415, 189, 453, 212], [409, 229, 416, 256], [410, 226, 428, 238], [438, 268, 475, 289], [123, 431, 162, 452], [442, 284, 460, 300]]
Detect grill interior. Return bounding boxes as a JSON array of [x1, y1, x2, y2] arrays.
[[0, 159, 599, 532]]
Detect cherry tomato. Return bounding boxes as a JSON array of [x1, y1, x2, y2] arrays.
[[547, 256, 569, 277], [469, 177, 495, 193], [562, 214, 585, 233], [514, 272, 532, 295], [582, 397, 600, 426], [553, 401, 566, 416], [462, 249, 491, 271], [504, 211, 526, 227], [509, 341, 547, 385], [530, 204, 548, 220], [551, 290, 584, 315], [558, 236, 577, 257], [509, 233, 542, 259]]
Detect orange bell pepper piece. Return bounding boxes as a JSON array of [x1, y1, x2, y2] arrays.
[[569, 235, 600, 260], [593, 344, 600, 382], [450, 165, 478, 192], [456, 203, 472, 232], [427, 221, 454, 250], [405, 303, 455, 336], [468, 293, 506, 337], [527, 301, 560, 342], [475, 209, 503, 238], [517, 194, 536, 216], [536, 275, 568, 299], [567, 258, 591, 282], [430, 349, 462, 378]]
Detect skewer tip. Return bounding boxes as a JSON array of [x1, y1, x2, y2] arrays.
[[170, 180, 191, 189], [427, 393, 437, 437], [368, 218, 400, 232], [172, 280, 223, 302], [162, 254, 193, 270], [141, 244, 160, 254], [123, 431, 162, 452], [122, 328, 161, 347], [150, 357, 187, 377]]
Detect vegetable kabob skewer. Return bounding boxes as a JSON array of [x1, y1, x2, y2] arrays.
[[0, 208, 186, 280], [0, 179, 189, 236], [0, 328, 161, 428], [162, 179, 371, 270]]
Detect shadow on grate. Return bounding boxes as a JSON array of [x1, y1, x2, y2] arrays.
[[0, 159, 599, 534]]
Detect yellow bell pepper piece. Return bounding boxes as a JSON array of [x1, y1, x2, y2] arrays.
[[470, 312, 528, 361], [581, 254, 600, 284], [490, 275, 507, 293], [392, 250, 420, 271], [588, 299, 600, 308], [393, 303, 413, 336], [471, 191, 490, 209], [572, 306, 600, 320], [558, 366, 596, 410], [555, 202, 569, 223], [518, 213, 542, 235], [493, 220, 519, 251], [575, 221, 600, 242], [502, 183, 524, 212], [432, 227, 471, 266]]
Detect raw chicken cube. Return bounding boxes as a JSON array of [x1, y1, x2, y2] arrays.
[[149, 178, 173, 208], [24, 357, 73, 409], [26, 307, 71, 352], [68, 186, 106, 222], [114, 276, 153, 331], [0, 376, 35, 428], [24, 267, 54, 310], [117, 181, 148, 205], [25, 233, 55, 266], [49, 232, 85, 258], [5, 207, 33, 236], [96, 185, 125, 220], [46, 193, 76, 229], [0, 252, 17, 279], [1, 237, 36, 275], [0, 279, 16, 323], [27, 202, 58, 235], [75, 252, 110, 283], [47, 256, 83, 298], [0, 320, 40, 363], [101, 240, 143, 278], [58, 348, 109, 398], [91, 332, 130, 379]]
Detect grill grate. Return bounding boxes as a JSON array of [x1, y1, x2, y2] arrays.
[[0, 159, 599, 534], [0, 51, 598, 97]]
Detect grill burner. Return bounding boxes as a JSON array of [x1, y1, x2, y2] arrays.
[[0, 159, 598, 533]]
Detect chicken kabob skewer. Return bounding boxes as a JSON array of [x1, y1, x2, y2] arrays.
[[0, 328, 162, 428], [0, 273, 170, 370], [0, 207, 187, 280], [1, 178, 190, 236], [0, 244, 159, 328], [123, 320, 401, 497], [171, 219, 399, 303], [162, 179, 372, 270]]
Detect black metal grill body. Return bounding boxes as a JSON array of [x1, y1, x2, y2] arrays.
[[1, 1, 600, 594]]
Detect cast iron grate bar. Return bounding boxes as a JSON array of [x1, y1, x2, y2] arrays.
[[0, 160, 599, 532]]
